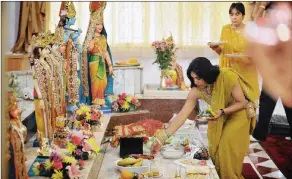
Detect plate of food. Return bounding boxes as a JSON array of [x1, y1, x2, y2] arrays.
[[225, 53, 249, 58], [127, 58, 141, 66], [207, 41, 227, 46], [116, 157, 150, 174], [115, 60, 128, 66], [197, 108, 217, 121], [141, 171, 163, 178], [174, 159, 214, 174]]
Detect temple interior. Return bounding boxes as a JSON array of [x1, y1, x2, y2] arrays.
[[1, 1, 291, 179]]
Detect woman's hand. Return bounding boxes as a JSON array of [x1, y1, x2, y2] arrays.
[[246, 2, 292, 107], [208, 110, 222, 120], [108, 66, 113, 75], [208, 42, 219, 49], [151, 140, 162, 156]]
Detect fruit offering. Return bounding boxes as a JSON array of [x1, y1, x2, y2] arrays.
[[120, 170, 139, 179], [118, 158, 143, 167], [128, 58, 139, 64]]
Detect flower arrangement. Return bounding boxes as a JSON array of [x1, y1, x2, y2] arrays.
[[111, 93, 141, 112], [66, 130, 100, 160], [72, 104, 103, 129], [32, 149, 85, 179], [151, 39, 175, 70]]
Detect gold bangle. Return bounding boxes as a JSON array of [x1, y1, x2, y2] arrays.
[[154, 129, 169, 145], [259, 5, 266, 9], [108, 64, 112, 67]]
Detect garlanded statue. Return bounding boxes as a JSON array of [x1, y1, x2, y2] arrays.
[[163, 34, 189, 90], [30, 32, 60, 151], [8, 91, 29, 179], [81, 2, 114, 108], [58, 2, 81, 113]]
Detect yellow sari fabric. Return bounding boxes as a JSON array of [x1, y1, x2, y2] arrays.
[[219, 24, 260, 97], [199, 68, 259, 179]]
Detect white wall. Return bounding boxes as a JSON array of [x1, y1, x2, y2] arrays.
[[2, 2, 20, 54]]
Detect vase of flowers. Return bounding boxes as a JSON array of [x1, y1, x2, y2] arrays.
[[152, 38, 175, 89], [111, 93, 141, 112], [66, 130, 100, 161], [32, 149, 85, 179], [72, 104, 103, 130]]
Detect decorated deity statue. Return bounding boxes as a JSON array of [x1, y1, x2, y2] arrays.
[[81, 1, 114, 108], [163, 34, 189, 90], [50, 31, 67, 116], [7, 90, 29, 179], [58, 2, 81, 113], [30, 32, 56, 151]]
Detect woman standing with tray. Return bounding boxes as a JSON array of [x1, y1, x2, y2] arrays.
[[209, 2, 260, 97]]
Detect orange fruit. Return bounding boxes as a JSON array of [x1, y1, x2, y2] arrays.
[[120, 170, 134, 179]]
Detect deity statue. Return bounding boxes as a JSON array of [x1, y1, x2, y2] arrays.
[[8, 90, 29, 179], [163, 35, 189, 90], [81, 2, 114, 108], [58, 2, 84, 112], [30, 32, 57, 150]]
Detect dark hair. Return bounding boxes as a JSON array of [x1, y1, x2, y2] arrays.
[[58, 16, 69, 27], [229, 2, 245, 16], [187, 57, 220, 88]]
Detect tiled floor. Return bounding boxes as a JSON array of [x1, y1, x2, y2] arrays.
[[199, 124, 287, 179]]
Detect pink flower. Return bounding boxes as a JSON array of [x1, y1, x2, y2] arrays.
[[112, 102, 119, 111], [83, 141, 93, 151], [79, 160, 85, 168], [66, 163, 83, 179], [119, 100, 125, 106], [91, 114, 98, 120], [72, 136, 82, 146], [54, 161, 63, 170]]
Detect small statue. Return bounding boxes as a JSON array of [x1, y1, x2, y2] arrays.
[[163, 34, 189, 90], [8, 91, 29, 179], [37, 131, 52, 156]]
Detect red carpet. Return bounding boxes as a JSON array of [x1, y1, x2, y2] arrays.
[[260, 135, 292, 178], [242, 163, 260, 179]]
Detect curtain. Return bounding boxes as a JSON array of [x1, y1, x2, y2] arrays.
[[49, 2, 251, 59]]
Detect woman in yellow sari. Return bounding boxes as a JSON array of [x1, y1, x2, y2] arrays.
[[209, 2, 260, 97], [150, 57, 259, 179]]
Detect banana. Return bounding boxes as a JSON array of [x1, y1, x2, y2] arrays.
[[132, 159, 143, 167], [118, 158, 140, 166]]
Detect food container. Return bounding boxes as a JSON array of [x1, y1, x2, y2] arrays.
[[160, 144, 185, 159], [115, 159, 150, 174]]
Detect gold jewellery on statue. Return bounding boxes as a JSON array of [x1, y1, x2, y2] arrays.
[[63, 2, 76, 18], [90, 2, 106, 24], [31, 29, 65, 48]]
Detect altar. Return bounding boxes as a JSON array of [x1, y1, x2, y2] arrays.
[[24, 113, 219, 179], [97, 120, 220, 179]]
